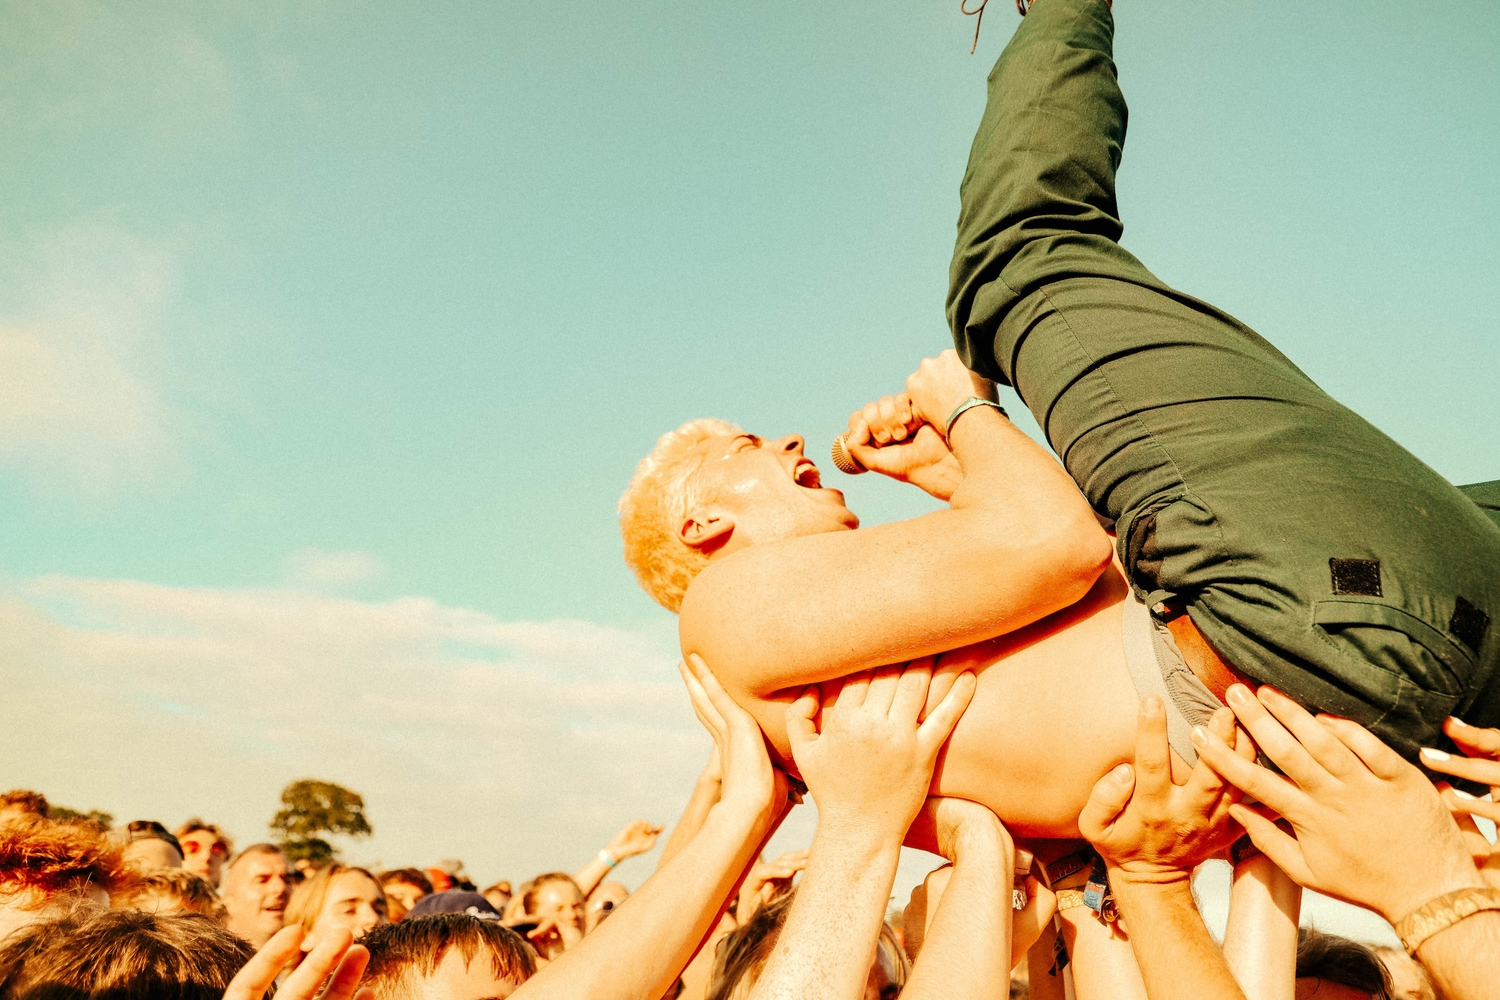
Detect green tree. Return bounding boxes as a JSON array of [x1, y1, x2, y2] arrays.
[[51, 806, 114, 830], [270, 779, 371, 864]]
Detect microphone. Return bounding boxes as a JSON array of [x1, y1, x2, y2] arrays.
[[830, 432, 866, 475]]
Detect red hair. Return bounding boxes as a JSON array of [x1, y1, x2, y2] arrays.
[[0, 817, 132, 903]]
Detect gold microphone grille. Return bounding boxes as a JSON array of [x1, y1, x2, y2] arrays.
[[830, 432, 866, 475]]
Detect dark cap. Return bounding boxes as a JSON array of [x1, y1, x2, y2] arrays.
[[407, 890, 502, 921]]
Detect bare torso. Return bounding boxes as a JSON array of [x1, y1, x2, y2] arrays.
[[721, 565, 1179, 841]]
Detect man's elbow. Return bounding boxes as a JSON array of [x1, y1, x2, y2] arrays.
[[1053, 518, 1115, 599]]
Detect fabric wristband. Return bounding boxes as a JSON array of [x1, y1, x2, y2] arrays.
[[1395, 886, 1500, 955], [599, 849, 618, 869], [944, 396, 1008, 439]]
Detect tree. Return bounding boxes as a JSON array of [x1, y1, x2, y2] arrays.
[[270, 779, 371, 864], [51, 806, 114, 831]]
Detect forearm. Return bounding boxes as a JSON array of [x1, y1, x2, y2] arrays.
[[1110, 878, 1247, 1000], [662, 770, 722, 866], [1057, 908, 1147, 1000], [516, 803, 767, 1000], [901, 828, 1012, 1000], [1413, 911, 1500, 1000], [1220, 856, 1300, 1000], [748, 823, 902, 1000]]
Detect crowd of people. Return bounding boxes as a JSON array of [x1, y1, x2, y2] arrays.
[[1, 658, 1498, 1000]]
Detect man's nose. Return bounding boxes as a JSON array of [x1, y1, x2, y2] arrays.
[[774, 434, 805, 455]]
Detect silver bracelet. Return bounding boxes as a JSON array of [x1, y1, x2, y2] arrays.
[[944, 396, 1008, 438]]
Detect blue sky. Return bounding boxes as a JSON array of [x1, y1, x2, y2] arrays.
[[1, 0, 1496, 918]]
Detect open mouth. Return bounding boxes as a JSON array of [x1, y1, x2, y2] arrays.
[[793, 459, 822, 490]]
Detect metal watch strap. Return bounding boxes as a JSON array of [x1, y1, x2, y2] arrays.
[[1395, 886, 1500, 955], [944, 396, 1008, 438]]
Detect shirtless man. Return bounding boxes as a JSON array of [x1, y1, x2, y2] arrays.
[[621, 350, 1177, 840]]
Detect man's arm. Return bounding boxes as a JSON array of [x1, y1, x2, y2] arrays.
[[681, 350, 1111, 700], [513, 657, 791, 1000], [1079, 697, 1254, 1000], [1196, 684, 1500, 1000], [1219, 853, 1300, 1000], [572, 819, 663, 898]]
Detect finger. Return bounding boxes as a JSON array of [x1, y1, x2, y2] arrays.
[[864, 664, 904, 716], [1193, 724, 1306, 818], [1227, 804, 1315, 887], [1223, 685, 1328, 791], [679, 660, 724, 734], [786, 687, 820, 754], [223, 926, 304, 1000], [280, 929, 355, 1000], [1422, 746, 1500, 788], [1233, 723, 1258, 762], [1441, 785, 1500, 826], [834, 670, 871, 708], [1257, 686, 1362, 780], [1078, 762, 1134, 843], [846, 412, 871, 446], [322, 945, 371, 1000], [894, 392, 914, 430], [1307, 715, 1408, 782], [916, 671, 976, 757], [863, 401, 891, 444], [892, 657, 935, 723], [1447, 717, 1500, 759], [1011, 876, 1056, 967], [877, 396, 906, 442], [687, 653, 752, 730], [1134, 697, 1172, 798], [1439, 791, 1497, 867]]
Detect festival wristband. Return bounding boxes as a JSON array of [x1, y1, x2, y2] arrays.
[[944, 397, 1008, 438], [599, 849, 618, 869], [1395, 886, 1500, 955]]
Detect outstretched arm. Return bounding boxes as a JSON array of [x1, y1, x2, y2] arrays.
[[1220, 852, 1300, 1000], [514, 656, 793, 1000], [682, 350, 1111, 700]]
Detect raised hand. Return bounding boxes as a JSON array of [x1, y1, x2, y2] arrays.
[[785, 659, 976, 840], [1194, 684, 1484, 923], [904, 349, 997, 439], [1427, 717, 1500, 889], [606, 819, 664, 862], [681, 654, 795, 826], [1079, 697, 1248, 885], [224, 926, 370, 1000], [737, 848, 810, 923]]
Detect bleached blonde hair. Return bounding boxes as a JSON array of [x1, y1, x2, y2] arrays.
[[619, 418, 744, 613]]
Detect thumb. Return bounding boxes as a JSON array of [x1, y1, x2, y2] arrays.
[[786, 687, 820, 757], [1078, 762, 1134, 842]]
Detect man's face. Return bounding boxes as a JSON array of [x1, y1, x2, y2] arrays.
[[407, 948, 525, 1000], [222, 851, 289, 948], [179, 830, 228, 884], [686, 433, 858, 551], [584, 882, 628, 932]]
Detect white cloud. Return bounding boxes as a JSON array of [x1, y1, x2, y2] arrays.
[[0, 575, 716, 887], [0, 223, 182, 493], [282, 549, 386, 589]]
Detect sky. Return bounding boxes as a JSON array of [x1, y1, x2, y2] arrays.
[[1, 0, 1496, 938]]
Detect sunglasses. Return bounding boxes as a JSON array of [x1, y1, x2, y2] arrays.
[[182, 837, 228, 857]]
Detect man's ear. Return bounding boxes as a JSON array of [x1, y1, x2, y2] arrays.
[[679, 508, 735, 554]]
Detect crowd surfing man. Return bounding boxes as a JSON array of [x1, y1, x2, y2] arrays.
[[620, 8, 1500, 847]]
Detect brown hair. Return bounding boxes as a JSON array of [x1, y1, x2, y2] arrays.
[[519, 873, 581, 915], [0, 792, 49, 820], [1296, 927, 1392, 1000], [0, 817, 132, 905], [706, 890, 907, 1000], [174, 819, 234, 857], [361, 914, 537, 998], [285, 863, 386, 936], [0, 908, 252, 999], [378, 868, 435, 895], [114, 869, 226, 920]]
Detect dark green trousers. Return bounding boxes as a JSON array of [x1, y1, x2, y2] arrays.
[[947, 0, 1500, 760]]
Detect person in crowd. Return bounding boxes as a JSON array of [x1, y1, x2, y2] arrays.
[[379, 868, 434, 922], [0, 816, 129, 944], [425, 867, 455, 893], [115, 819, 183, 873], [483, 880, 513, 914], [115, 868, 226, 920], [0, 908, 252, 1000], [285, 863, 387, 959], [176, 819, 233, 887], [1194, 684, 1500, 1000], [360, 913, 537, 999], [584, 882, 629, 933], [509, 873, 585, 962], [0, 793, 48, 828], [220, 843, 291, 948], [1294, 928, 1393, 1000], [1371, 947, 1436, 1000], [733, 851, 806, 927], [572, 820, 663, 900]]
